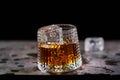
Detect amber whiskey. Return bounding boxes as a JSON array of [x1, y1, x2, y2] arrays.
[[37, 42, 82, 73]]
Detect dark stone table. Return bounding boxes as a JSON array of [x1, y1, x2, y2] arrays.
[[0, 40, 120, 75]]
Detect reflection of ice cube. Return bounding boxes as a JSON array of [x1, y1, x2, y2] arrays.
[[84, 37, 104, 52], [37, 25, 63, 44]]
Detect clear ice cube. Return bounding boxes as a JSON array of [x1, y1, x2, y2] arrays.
[[84, 37, 104, 52], [37, 25, 63, 44]]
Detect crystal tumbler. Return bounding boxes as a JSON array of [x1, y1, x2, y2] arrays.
[[37, 24, 82, 73]]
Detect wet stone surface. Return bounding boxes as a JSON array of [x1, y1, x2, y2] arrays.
[[0, 40, 120, 75], [116, 53, 120, 56], [27, 53, 37, 58], [105, 60, 119, 65]]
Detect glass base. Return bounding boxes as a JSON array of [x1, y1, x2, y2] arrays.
[[37, 57, 82, 73]]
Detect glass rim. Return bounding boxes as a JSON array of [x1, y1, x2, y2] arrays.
[[54, 24, 76, 29], [38, 24, 77, 32]]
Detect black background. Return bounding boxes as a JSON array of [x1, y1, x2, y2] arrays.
[[0, 1, 120, 40]]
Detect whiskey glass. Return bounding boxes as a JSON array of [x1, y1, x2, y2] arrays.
[[37, 24, 82, 73]]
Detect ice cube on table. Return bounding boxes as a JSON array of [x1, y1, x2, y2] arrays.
[[84, 37, 104, 52], [37, 25, 63, 44]]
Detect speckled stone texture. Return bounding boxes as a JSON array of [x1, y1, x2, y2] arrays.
[[0, 40, 120, 75]]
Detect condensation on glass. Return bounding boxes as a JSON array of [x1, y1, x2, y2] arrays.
[[37, 24, 82, 73]]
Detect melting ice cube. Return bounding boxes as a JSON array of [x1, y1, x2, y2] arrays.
[[84, 37, 104, 52]]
